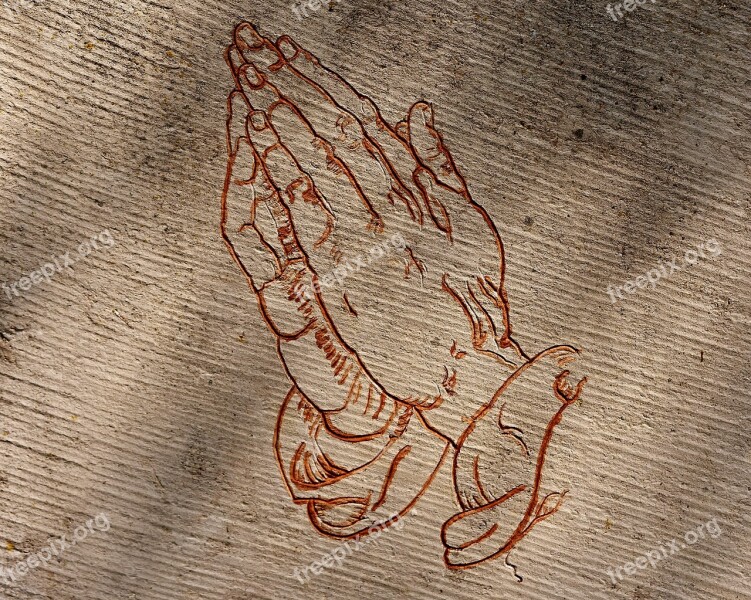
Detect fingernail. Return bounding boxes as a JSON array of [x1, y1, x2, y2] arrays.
[[235, 23, 283, 70], [249, 111, 268, 131], [277, 36, 300, 61]]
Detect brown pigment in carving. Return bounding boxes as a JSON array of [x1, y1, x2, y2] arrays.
[[220, 21, 589, 574]]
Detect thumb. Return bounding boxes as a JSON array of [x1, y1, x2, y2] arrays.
[[406, 101, 465, 192]]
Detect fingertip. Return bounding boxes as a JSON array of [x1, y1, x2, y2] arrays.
[[408, 100, 434, 128], [234, 22, 265, 50], [235, 22, 285, 70], [276, 35, 301, 61]]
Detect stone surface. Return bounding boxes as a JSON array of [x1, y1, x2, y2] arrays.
[[0, 1, 749, 599]]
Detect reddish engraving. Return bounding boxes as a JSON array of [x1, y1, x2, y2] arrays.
[[220, 22, 588, 573]]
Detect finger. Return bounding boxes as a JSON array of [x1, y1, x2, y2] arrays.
[[239, 64, 364, 229], [233, 55, 382, 313], [394, 119, 409, 143], [404, 101, 495, 245], [236, 60, 279, 105], [221, 92, 281, 287], [222, 147, 280, 287], [226, 86, 305, 275], [243, 108, 336, 259], [407, 101, 465, 193], [232, 93, 298, 268]]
